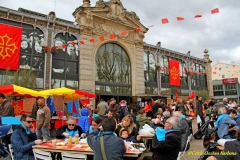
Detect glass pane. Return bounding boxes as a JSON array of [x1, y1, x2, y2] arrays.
[[66, 80, 78, 89], [52, 59, 64, 73], [106, 86, 114, 94], [95, 43, 131, 84], [66, 42, 78, 60], [144, 71, 149, 82], [32, 56, 44, 71], [19, 55, 31, 69], [51, 79, 65, 88], [36, 78, 44, 89], [145, 87, 151, 94], [66, 61, 78, 74], [149, 54, 155, 72], [95, 85, 105, 93], [153, 87, 158, 94]]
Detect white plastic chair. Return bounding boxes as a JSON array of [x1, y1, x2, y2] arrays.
[[177, 134, 192, 160], [8, 144, 14, 160], [33, 149, 52, 160], [61, 152, 87, 160]]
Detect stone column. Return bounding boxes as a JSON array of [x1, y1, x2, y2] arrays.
[[203, 49, 214, 97], [45, 29, 53, 89], [134, 45, 145, 95]]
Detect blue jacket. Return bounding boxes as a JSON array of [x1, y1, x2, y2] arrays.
[[236, 115, 240, 130], [11, 126, 36, 160], [78, 108, 90, 133], [217, 116, 236, 138]]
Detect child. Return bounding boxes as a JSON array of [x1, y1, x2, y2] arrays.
[[92, 109, 99, 119], [150, 113, 164, 129], [119, 128, 141, 143], [78, 108, 90, 133]]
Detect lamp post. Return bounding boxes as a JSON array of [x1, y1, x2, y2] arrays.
[[184, 51, 193, 96]]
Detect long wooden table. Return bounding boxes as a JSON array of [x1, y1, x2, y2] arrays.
[[33, 140, 142, 158]]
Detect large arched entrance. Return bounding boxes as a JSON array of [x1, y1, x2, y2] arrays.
[[95, 43, 131, 103]]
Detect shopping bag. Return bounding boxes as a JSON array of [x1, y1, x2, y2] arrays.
[[197, 115, 202, 124]]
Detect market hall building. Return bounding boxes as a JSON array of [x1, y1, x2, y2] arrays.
[[0, 0, 213, 110]]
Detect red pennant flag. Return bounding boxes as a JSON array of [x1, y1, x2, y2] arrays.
[[211, 8, 219, 14], [89, 38, 95, 43], [70, 41, 75, 46], [161, 68, 165, 71], [162, 18, 169, 24], [194, 14, 202, 18], [148, 25, 154, 27], [197, 72, 201, 75], [80, 40, 84, 44], [190, 67, 193, 70], [189, 72, 194, 75], [177, 17, 184, 21], [134, 28, 141, 32], [183, 71, 186, 75], [99, 36, 105, 41], [188, 91, 195, 100], [121, 31, 128, 36], [72, 101, 78, 114], [55, 46, 58, 49], [169, 60, 180, 86], [62, 44, 66, 49], [110, 33, 116, 39], [0, 23, 22, 70]]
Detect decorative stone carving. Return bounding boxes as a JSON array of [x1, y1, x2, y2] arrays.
[[47, 11, 56, 22], [80, 26, 93, 36], [82, 0, 91, 7], [107, 0, 127, 22], [96, 0, 106, 7]]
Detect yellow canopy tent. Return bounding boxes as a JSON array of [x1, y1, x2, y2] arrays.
[[0, 84, 46, 98]]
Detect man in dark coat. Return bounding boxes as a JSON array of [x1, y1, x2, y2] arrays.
[[152, 99, 161, 115], [152, 117, 181, 160], [109, 98, 119, 119], [207, 129, 240, 160], [0, 93, 14, 117], [30, 101, 39, 119], [196, 96, 205, 129]]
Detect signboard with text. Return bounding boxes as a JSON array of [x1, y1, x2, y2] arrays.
[[222, 78, 238, 84]]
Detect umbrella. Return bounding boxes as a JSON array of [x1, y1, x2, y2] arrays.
[[39, 87, 96, 99], [0, 84, 46, 98]]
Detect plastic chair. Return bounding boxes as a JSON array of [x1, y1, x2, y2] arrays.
[[8, 144, 14, 160], [61, 152, 87, 160], [33, 149, 52, 160], [177, 134, 192, 160]]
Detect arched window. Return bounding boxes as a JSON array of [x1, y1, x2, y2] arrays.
[[95, 43, 131, 95], [144, 52, 157, 94], [51, 33, 79, 89]]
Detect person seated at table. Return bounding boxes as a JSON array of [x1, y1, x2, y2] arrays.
[[150, 113, 164, 129], [151, 117, 181, 160], [172, 111, 190, 152], [162, 111, 170, 124], [119, 128, 141, 143], [56, 117, 83, 139], [116, 115, 138, 139], [217, 109, 237, 139], [136, 109, 151, 129], [11, 114, 42, 160], [207, 129, 240, 160], [87, 118, 126, 160], [78, 108, 90, 134], [86, 116, 103, 136]]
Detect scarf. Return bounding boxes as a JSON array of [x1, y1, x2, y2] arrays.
[[214, 114, 229, 126], [156, 127, 179, 141]]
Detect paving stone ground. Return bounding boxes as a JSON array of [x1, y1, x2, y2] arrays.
[[140, 119, 206, 160]]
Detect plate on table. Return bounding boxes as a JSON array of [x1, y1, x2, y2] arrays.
[[129, 143, 146, 152]]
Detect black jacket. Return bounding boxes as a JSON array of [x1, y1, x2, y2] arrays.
[[152, 131, 181, 160], [179, 119, 190, 151], [196, 100, 203, 117], [215, 140, 240, 160], [152, 103, 161, 115], [56, 125, 83, 139]]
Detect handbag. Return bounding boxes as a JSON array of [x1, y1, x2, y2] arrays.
[[100, 136, 107, 160]]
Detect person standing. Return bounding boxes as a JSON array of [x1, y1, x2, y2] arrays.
[[36, 98, 52, 142], [152, 100, 161, 115], [109, 98, 119, 119], [30, 100, 39, 119], [11, 114, 42, 160], [97, 99, 108, 116], [0, 92, 14, 117], [196, 96, 205, 129]]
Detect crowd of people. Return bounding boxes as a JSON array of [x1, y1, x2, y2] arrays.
[[0, 92, 240, 160]]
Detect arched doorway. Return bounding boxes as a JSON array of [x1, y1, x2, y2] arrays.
[[95, 43, 131, 104]]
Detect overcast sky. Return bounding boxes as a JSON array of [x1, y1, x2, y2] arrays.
[[1, 0, 240, 65]]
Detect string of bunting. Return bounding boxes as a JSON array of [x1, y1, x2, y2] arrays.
[[161, 8, 219, 24]]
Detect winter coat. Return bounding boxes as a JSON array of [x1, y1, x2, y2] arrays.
[[11, 126, 36, 160], [136, 114, 151, 129], [0, 100, 14, 116], [78, 108, 90, 133]]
